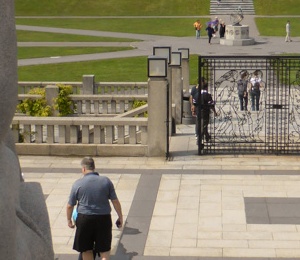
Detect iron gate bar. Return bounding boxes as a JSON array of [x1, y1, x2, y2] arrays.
[[197, 55, 300, 155]]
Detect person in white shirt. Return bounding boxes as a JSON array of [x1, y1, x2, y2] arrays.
[[249, 71, 262, 111], [285, 20, 292, 42]]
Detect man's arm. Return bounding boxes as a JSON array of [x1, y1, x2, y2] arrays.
[[66, 203, 75, 228], [111, 199, 123, 228]]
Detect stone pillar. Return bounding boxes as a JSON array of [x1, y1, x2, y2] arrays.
[[82, 75, 95, 94], [0, 0, 54, 258], [171, 65, 183, 124], [181, 59, 190, 93], [45, 85, 59, 116], [147, 78, 168, 157], [167, 67, 172, 135]]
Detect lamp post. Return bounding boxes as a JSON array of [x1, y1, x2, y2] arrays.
[[153, 46, 172, 138], [147, 56, 169, 158]]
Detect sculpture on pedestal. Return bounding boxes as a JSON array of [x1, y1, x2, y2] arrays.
[[0, 0, 54, 259], [230, 6, 244, 26]]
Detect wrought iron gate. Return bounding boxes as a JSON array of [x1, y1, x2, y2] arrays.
[[198, 55, 300, 155]]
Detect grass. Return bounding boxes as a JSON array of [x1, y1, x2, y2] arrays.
[[253, 0, 300, 15], [256, 17, 300, 37], [17, 30, 137, 42], [15, 0, 300, 82], [18, 47, 134, 59], [16, 18, 211, 37], [18, 55, 199, 82], [15, 0, 210, 16]]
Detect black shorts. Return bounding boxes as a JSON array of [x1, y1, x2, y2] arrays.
[[73, 213, 112, 253]]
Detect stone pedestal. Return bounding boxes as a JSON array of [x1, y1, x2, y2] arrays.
[[220, 25, 255, 46]]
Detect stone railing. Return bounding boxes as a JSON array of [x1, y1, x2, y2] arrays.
[[12, 116, 148, 156], [70, 94, 147, 115], [15, 75, 176, 157], [18, 80, 148, 95], [17, 93, 148, 116]]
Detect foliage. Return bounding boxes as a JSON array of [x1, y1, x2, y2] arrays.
[[132, 100, 148, 117], [17, 85, 75, 117], [17, 88, 52, 116], [53, 84, 75, 116]]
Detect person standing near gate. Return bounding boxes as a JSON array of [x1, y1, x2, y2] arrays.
[[197, 83, 217, 147], [237, 71, 249, 111], [250, 71, 262, 111], [67, 157, 123, 260], [190, 77, 206, 139]]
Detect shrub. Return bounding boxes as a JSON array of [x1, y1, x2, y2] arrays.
[[132, 99, 148, 117], [17, 87, 52, 116], [54, 84, 75, 116]]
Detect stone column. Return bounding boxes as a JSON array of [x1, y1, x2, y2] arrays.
[[82, 75, 95, 94], [147, 78, 168, 156], [181, 58, 190, 93], [45, 85, 59, 116], [0, 0, 54, 258], [171, 65, 183, 124]]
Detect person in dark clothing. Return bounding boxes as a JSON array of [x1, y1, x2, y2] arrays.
[[196, 83, 217, 146], [190, 77, 207, 139], [237, 71, 249, 111], [205, 24, 215, 44], [219, 21, 226, 38]]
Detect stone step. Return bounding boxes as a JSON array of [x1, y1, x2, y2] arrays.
[[210, 0, 255, 15]]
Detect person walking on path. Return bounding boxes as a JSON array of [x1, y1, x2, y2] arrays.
[[206, 23, 215, 44], [285, 20, 292, 42], [193, 19, 202, 39], [67, 157, 123, 260]]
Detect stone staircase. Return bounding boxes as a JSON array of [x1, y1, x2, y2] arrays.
[[210, 0, 255, 15]]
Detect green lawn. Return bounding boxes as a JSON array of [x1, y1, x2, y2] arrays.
[[15, 0, 300, 82], [16, 18, 211, 37], [17, 30, 137, 42], [18, 55, 199, 82], [18, 47, 134, 59], [254, 0, 300, 15], [256, 17, 300, 37], [15, 0, 210, 16]]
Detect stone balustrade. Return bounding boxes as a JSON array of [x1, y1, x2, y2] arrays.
[[12, 116, 148, 156], [18, 81, 148, 95]]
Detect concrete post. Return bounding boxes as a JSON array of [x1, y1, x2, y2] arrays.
[[82, 75, 95, 94], [45, 85, 59, 116], [167, 67, 172, 135], [171, 65, 183, 124], [181, 59, 190, 93], [147, 78, 168, 157]]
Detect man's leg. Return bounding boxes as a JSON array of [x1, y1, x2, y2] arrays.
[[82, 250, 94, 260], [100, 250, 111, 260]]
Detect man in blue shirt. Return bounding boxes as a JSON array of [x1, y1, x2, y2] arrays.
[[67, 157, 123, 260]]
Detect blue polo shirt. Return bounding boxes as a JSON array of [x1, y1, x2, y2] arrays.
[[68, 172, 118, 215]]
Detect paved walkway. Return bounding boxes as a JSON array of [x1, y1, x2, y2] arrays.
[[17, 16, 300, 260], [20, 123, 300, 260]]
